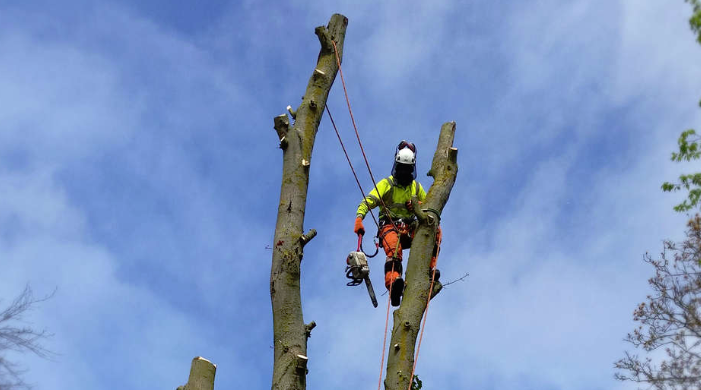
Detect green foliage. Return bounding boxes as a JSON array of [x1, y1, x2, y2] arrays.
[[662, 2, 701, 212], [687, 0, 701, 44], [662, 130, 701, 212], [411, 375, 423, 390], [670, 129, 701, 162]]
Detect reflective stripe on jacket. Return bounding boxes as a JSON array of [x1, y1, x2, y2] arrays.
[[356, 176, 427, 220]]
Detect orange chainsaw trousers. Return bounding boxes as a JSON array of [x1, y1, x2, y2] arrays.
[[380, 224, 442, 289]]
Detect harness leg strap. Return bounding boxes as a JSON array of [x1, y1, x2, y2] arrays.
[[384, 258, 403, 276]]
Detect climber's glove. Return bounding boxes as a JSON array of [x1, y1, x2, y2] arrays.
[[354, 216, 365, 236]]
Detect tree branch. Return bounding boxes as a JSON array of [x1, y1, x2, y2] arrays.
[[616, 215, 701, 388], [300, 229, 317, 247], [442, 272, 470, 287], [0, 285, 55, 390]]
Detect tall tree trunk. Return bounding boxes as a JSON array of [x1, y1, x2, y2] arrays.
[[384, 122, 459, 390], [269, 13, 348, 390]]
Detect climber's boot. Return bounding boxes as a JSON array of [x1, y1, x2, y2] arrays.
[[390, 277, 404, 307], [384, 258, 404, 307]]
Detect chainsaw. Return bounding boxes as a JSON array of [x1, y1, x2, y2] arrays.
[[346, 234, 378, 308]]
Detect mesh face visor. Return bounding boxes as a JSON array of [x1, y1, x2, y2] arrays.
[[392, 140, 418, 181], [395, 163, 414, 175]]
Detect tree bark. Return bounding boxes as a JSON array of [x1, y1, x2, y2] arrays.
[[269, 13, 348, 390], [177, 357, 216, 390], [384, 122, 459, 390]]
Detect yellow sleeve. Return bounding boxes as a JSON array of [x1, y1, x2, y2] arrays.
[[356, 179, 392, 218], [417, 182, 427, 202]]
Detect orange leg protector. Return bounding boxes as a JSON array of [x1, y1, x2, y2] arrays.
[[378, 224, 402, 259], [379, 224, 403, 289], [384, 259, 403, 290], [379, 224, 442, 288]]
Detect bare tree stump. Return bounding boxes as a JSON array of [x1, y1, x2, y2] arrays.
[[177, 357, 216, 390]]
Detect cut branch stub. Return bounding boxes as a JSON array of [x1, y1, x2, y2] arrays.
[[287, 105, 297, 120], [448, 147, 458, 164], [430, 280, 443, 299], [315, 14, 348, 56], [274, 114, 290, 149], [300, 229, 317, 247], [312, 68, 328, 83], [410, 196, 429, 225], [305, 321, 317, 338], [296, 354, 309, 373]]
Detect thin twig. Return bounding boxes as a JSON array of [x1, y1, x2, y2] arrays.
[[442, 272, 469, 287]]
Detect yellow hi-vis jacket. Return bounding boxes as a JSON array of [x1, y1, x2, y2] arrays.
[[356, 176, 427, 221]]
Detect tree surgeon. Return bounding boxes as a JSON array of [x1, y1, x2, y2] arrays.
[[354, 140, 442, 306]]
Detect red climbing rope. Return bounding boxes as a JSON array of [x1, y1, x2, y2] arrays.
[[329, 40, 409, 390], [378, 270, 393, 390], [330, 39, 438, 390], [325, 105, 379, 230], [325, 103, 395, 390], [331, 41, 382, 196], [330, 40, 397, 229]]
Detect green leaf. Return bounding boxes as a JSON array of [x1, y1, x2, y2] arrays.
[[662, 182, 677, 192], [411, 375, 423, 390]]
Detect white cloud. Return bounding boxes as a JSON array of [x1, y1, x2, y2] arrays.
[[0, 167, 206, 389], [0, 4, 260, 389]]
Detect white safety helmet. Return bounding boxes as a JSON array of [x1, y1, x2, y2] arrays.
[[395, 147, 416, 164], [392, 140, 417, 182]]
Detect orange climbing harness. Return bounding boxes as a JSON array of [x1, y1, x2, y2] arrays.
[[327, 40, 436, 390]]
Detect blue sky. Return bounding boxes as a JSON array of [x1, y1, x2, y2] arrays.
[[1, 1, 700, 389]]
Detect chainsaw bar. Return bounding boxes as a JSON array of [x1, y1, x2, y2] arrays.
[[364, 276, 378, 307]]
